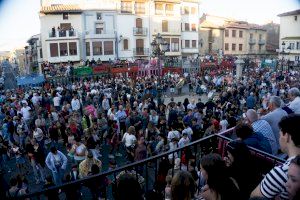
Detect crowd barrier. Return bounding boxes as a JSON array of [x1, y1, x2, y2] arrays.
[[18, 128, 285, 200]]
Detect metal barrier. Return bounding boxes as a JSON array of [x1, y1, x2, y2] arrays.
[[18, 130, 285, 200]]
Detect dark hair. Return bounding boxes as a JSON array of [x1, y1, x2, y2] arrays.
[[10, 177, 17, 186], [278, 114, 300, 146], [115, 173, 143, 200], [200, 153, 241, 200], [90, 164, 100, 175], [50, 146, 57, 154], [291, 155, 300, 166], [171, 171, 196, 200], [235, 123, 253, 139]]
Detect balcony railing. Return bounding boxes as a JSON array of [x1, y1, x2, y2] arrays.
[[154, 28, 181, 35], [18, 128, 285, 200], [133, 48, 149, 56], [249, 38, 256, 44], [49, 30, 77, 38], [258, 39, 266, 45], [133, 27, 147, 36]]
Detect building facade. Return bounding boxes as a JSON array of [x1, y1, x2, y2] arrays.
[[278, 9, 300, 64], [199, 14, 267, 57], [39, 0, 200, 67], [25, 34, 43, 74]]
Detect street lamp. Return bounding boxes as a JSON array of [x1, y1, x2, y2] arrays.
[[151, 33, 168, 105]]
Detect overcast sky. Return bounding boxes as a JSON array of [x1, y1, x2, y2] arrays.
[[0, 0, 299, 51]]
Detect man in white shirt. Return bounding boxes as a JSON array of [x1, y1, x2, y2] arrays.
[[167, 126, 180, 142], [21, 103, 31, 121], [187, 99, 196, 110], [53, 93, 61, 111], [288, 87, 300, 114], [31, 93, 41, 106], [71, 95, 81, 111]]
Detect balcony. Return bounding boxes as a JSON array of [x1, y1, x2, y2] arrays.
[[85, 30, 115, 39], [258, 39, 266, 45], [49, 30, 77, 39], [133, 48, 149, 56], [133, 27, 147, 36], [249, 38, 256, 44]]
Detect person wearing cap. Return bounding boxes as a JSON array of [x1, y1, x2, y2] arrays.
[[79, 150, 102, 178]]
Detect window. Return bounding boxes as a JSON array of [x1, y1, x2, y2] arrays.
[[295, 56, 299, 61], [239, 44, 243, 51], [95, 23, 104, 34], [166, 4, 174, 13], [50, 43, 58, 57], [171, 38, 179, 52], [185, 23, 190, 31], [39, 49, 43, 58], [104, 41, 114, 55], [121, 1, 132, 13], [69, 42, 77, 55], [184, 6, 189, 14], [59, 43, 68, 56], [86, 42, 90, 56], [123, 39, 129, 50], [191, 24, 196, 31], [192, 40, 197, 48], [96, 13, 102, 20], [225, 30, 229, 37], [250, 44, 253, 51], [162, 20, 168, 32], [191, 7, 196, 14], [155, 3, 163, 15], [63, 13, 68, 20], [136, 18, 142, 28], [232, 30, 236, 37], [135, 2, 145, 14], [250, 33, 253, 39], [259, 45, 262, 51], [290, 43, 295, 50], [93, 41, 102, 55], [225, 43, 229, 51], [239, 31, 243, 38], [259, 34, 262, 40], [185, 40, 190, 48], [295, 16, 298, 21], [164, 38, 171, 52], [232, 43, 236, 51], [297, 42, 300, 50]]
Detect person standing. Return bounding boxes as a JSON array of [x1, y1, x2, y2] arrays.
[[45, 146, 68, 185], [71, 95, 81, 112]]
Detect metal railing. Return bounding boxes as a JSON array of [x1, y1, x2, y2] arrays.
[[258, 39, 266, 45], [249, 38, 256, 44], [133, 27, 147, 36], [18, 128, 285, 200], [133, 48, 149, 56], [49, 30, 77, 38]]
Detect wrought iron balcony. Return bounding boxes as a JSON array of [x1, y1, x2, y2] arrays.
[[258, 39, 266, 45], [133, 48, 149, 56], [249, 38, 256, 44], [133, 27, 147, 36], [49, 29, 77, 38]]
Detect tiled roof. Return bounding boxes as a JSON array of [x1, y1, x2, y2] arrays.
[[278, 9, 300, 17], [200, 20, 223, 29], [40, 4, 82, 14], [225, 22, 249, 29]]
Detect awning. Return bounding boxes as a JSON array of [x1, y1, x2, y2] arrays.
[[17, 75, 45, 86]]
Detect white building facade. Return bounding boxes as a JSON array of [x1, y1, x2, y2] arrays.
[[39, 0, 200, 65], [278, 9, 300, 64]]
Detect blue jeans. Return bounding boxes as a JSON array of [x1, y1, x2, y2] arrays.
[[52, 168, 64, 185]]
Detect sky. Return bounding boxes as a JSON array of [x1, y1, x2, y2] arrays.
[[0, 0, 299, 52]]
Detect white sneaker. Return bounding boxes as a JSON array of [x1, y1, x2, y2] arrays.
[[108, 154, 115, 159]]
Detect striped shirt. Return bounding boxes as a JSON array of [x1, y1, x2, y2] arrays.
[[252, 119, 278, 155], [260, 156, 295, 200]]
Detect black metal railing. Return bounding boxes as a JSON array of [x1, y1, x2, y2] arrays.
[[17, 129, 285, 200], [133, 27, 147, 36]]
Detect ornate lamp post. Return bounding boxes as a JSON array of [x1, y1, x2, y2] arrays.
[[151, 33, 168, 105]]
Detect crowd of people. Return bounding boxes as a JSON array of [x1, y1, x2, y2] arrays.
[[0, 60, 300, 200]]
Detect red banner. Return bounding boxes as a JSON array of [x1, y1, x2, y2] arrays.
[[162, 67, 182, 75], [111, 66, 139, 74], [93, 66, 108, 74]]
